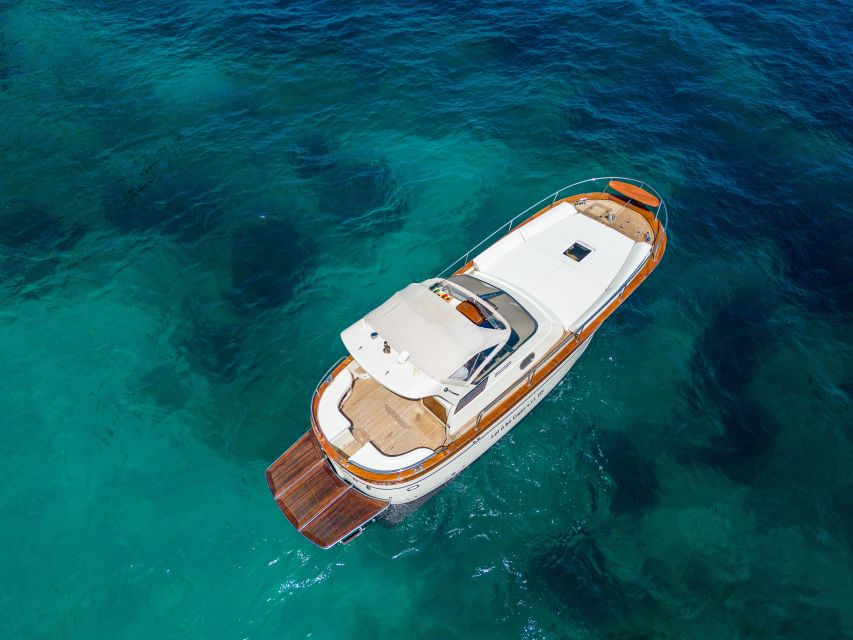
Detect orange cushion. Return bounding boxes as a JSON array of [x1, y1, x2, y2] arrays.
[[456, 300, 485, 324]]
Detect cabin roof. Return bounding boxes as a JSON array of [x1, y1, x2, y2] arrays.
[[472, 202, 648, 331]]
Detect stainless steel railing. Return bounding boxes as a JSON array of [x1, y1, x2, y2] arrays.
[[436, 176, 668, 278]]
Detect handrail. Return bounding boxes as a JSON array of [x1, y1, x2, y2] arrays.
[[436, 176, 668, 278], [313, 356, 347, 399]]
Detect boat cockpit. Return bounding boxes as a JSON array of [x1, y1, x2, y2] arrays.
[[314, 276, 544, 473], [446, 274, 538, 384]]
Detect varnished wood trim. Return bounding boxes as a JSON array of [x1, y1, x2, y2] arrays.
[[422, 395, 448, 423], [456, 299, 485, 324], [607, 180, 661, 207]]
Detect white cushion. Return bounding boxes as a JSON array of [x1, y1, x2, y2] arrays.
[[317, 368, 353, 441], [517, 201, 576, 241], [569, 242, 652, 332], [473, 231, 524, 272], [478, 241, 564, 290], [606, 242, 651, 290], [532, 264, 603, 331], [349, 442, 433, 471]]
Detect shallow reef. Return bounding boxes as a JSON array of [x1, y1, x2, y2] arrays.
[[289, 135, 408, 237], [598, 430, 660, 517], [0, 203, 86, 294], [527, 529, 629, 627]]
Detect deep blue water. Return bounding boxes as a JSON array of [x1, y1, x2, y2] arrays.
[[1, 1, 852, 638]]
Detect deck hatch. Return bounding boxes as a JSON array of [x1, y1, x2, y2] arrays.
[[564, 242, 592, 262]]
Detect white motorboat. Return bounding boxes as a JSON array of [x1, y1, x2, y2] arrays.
[[266, 177, 668, 548]]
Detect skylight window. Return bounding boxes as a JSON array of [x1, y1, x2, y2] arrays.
[[564, 242, 592, 262]]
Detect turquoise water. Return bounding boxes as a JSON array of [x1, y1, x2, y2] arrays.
[[1, 0, 852, 637]]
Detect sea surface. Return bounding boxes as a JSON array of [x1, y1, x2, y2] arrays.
[[1, 1, 851, 638]]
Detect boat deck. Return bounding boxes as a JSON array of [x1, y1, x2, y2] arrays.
[[341, 377, 447, 456], [574, 197, 654, 243], [266, 432, 388, 548]]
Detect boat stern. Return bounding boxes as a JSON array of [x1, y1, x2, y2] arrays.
[[266, 431, 388, 548]]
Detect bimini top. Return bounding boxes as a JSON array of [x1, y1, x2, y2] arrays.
[[341, 281, 510, 398]]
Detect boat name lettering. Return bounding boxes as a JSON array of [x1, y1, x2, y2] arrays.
[[490, 388, 547, 439]]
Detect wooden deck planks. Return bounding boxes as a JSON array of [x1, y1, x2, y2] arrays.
[[276, 461, 348, 529], [575, 198, 654, 243], [266, 430, 389, 548], [266, 431, 323, 499], [341, 378, 446, 455], [300, 486, 388, 549]]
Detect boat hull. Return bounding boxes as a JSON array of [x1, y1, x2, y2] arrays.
[[330, 333, 595, 503]]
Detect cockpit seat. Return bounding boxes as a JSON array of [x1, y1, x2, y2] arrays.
[[317, 368, 356, 448]]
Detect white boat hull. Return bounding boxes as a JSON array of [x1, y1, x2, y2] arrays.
[[332, 333, 595, 503]]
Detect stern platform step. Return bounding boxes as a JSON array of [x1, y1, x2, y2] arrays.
[[266, 432, 388, 548]]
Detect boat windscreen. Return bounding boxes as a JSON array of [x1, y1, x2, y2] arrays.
[[448, 274, 537, 344], [447, 274, 538, 382]]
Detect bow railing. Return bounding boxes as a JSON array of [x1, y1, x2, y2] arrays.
[[436, 176, 668, 278]]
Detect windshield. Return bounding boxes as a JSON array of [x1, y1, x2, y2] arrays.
[[448, 274, 538, 382]]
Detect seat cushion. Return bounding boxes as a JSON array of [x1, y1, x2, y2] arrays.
[[317, 368, 353, 441]]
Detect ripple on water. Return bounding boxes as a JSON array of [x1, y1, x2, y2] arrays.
[[183, 319, 245, 383], [103, 158, 223, 243], [0, 203, 86, 294], [288, 134, 408, 238], [526, 529, 637, 629], [597, 430, 660, 518]]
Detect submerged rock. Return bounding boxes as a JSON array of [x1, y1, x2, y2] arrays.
[[289, 136, 407, 236], [228, 218, 310, 312], [684, 291, 780, 483], [527, 530, 628, 626], [598, 430, 659, 517], [289, 132, 341, 180], [184, 320, 245, 383], [135, 365, 189, 412], [0, 204, 86, 293], [0, 204, 85, 252]]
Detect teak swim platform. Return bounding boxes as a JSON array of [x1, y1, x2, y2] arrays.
[[267, 177, 668, 548]]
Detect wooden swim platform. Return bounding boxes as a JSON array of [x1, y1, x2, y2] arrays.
[[266, 432, 388, 548]]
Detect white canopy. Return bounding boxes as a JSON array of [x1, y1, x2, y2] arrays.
[[342, 282, 507, 387], [366, 282, 504, 379]]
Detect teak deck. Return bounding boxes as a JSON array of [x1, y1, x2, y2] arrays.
[[575, 198, 653, 242], [266, 432, 388, 548], [341, 377, 446, 456]]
